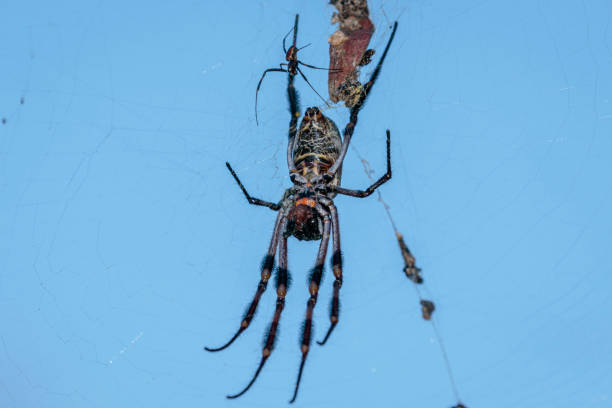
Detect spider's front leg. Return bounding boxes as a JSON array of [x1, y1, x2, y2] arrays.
[[226, 223, 290, 399], [204, 210, 286, 352], [316, 199, 342, 346], [290, 204, 331, 403]]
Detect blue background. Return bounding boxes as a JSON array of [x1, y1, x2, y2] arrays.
[[1, 1, 611, 407]]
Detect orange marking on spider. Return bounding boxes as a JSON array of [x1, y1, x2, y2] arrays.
[[295, 197, 316, 207]]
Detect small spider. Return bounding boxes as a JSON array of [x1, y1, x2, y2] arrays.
[[255, 15, 336, 125], [206, 16, 398, 403]]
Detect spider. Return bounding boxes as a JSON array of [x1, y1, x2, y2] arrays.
[[205, 15, 398, 403], [255, 14, 336, 125]]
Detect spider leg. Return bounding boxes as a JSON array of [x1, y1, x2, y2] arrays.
[[227, 231, 290, 399], [298, 60, 338, 71], [326, 22, 398, 177], [255, 68, 288, 125], [316, 201, 342, 346], [287, 63, 300, 174], [282, 18, 297, 54], [289, 205, 331, 404], [296, 66, 331, 108], [333, 130, 391, 198], [291, 14, 299, 48], [204, 212, 286, 352], [225, 162, 280, 211]]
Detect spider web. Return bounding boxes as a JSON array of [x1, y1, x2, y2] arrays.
[[1, 1, 611, 407]]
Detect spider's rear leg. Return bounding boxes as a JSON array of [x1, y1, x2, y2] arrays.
[[317, 201, 342, 346], [227, 232, 290, 399], [204, 211, 286, 352], [325, 22, 398, 179], [290, 205, 331, 404]]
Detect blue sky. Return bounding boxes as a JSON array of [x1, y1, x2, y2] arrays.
[[1, 1, 611, 407]]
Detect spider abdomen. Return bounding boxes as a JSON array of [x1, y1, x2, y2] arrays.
[[293, 107, 342, 184]]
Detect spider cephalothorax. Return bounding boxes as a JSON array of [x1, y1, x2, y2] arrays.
[[206, 15, 398, 403], [286, 194, 322, 241]]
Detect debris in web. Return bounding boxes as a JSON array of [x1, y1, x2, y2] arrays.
[[398, 232, 423, 283], [328, 0, 375, 107], [420, 300, 435, 320], [328, 3, 469, 405], [353, 148, 468, 408]]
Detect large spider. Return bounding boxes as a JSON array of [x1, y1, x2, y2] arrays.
[[205, 15, 398, 403]]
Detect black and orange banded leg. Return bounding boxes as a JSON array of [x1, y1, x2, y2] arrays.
[[226, 232, 290, 399], [317, 202, 342, 346], [290, 206, 331, 403], [204, 212, 286, 352]]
